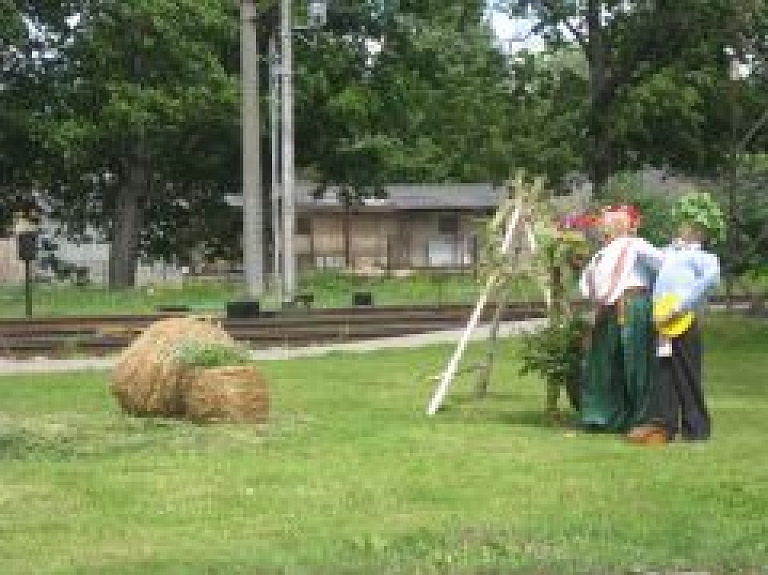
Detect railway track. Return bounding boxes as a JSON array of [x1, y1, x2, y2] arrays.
[[0, 302, 549, 359], [0, 296, 754, 359]]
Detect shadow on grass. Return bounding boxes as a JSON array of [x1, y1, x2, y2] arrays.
[[434, 392, 581, 431]]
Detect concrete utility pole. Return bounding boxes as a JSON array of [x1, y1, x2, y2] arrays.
[[281, 0, 297, 303], [269, 35, 283, 303], [241, 0, 264, 298]]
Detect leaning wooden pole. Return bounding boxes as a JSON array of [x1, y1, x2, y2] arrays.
[[426, 200, 522, 416], [474, 296, 507, 398]]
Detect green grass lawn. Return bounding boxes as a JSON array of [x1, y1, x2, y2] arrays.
[[0, 272, 518, 317], [2, 266, 764, 319], [1, 316, 767, 573]]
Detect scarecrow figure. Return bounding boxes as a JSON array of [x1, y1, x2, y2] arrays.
[[578, 204, 666, 441], [652, 192, 724, 442]]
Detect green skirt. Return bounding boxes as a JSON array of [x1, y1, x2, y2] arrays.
[[580, 293, 657, 432]]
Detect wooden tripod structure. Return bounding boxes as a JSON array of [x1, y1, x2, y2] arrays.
[[426, 175, 548, 416]]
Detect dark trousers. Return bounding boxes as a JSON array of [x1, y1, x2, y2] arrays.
[[656, 320, 711, 440]]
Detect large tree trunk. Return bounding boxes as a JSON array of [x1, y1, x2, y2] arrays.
[[108, 155, 148, 289], [590, 125, 615, 199], [586, 0, 614, 199]]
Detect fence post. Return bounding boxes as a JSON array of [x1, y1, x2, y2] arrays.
[[385, 235, 392, 277]]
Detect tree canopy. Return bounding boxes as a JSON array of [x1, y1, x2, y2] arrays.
[[2, 0, 768, 286]]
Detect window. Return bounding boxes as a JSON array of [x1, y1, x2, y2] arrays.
[[437, 214, 459, 235], [296, 216, 312, 236]]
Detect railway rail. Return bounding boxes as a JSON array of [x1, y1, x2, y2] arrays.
[[0, 296, 754, 359], [0, 302, 548, 359]]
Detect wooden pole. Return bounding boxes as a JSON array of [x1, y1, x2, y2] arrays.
[[426, 201, 522, 415]]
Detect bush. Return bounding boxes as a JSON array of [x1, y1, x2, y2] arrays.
[[518, 313, 590, 411]]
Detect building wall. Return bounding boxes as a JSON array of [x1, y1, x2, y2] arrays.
[[0, 239, 25, 283], [0, 222, 184, 286], [1, 209, 489, 283], [54, 240, 111, 285], [298, 210, 483, 272]]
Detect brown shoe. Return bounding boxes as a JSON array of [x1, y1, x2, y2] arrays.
[[627, 425, 667, 445], [626, 425, 656, 441], [642, 428, 668, 445]]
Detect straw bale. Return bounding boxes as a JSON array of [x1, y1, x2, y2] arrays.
[[183, 365, 269, 424], [110, 317, 235, 417]]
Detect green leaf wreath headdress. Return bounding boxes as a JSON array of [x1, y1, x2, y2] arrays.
[[673, 191, 726, 245]]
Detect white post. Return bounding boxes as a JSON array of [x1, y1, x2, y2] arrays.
[[241, 0, 264, 298], [269, 35, 283, 303], [281, 0, 297, 303], [426, 202, 523, 415]]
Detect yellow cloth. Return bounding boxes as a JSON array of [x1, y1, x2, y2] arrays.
[[653, 293, 694, 337]]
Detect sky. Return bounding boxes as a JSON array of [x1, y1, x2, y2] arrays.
[[488, 10, 544, 52]]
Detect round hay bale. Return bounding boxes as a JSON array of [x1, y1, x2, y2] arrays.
[[183, 365, 269, 424], [111, 317, 235, 417]]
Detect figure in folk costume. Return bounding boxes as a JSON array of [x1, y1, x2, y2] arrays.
[[652, 192, 723, 442], [578, 204, 667, 442]]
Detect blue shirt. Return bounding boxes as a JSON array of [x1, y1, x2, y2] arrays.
[[653, 241, 721, 313]]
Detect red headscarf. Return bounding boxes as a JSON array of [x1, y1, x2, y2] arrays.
[[601, 204, 641, 228]]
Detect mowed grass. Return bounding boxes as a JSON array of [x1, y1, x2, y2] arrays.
[[0, 272, 541, 317], [1, 316, 767, 573]]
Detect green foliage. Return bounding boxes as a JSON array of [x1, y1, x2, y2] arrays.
[[716, 161, 768, 275], [673, 190, 726, 245], [299, 0, 520, 188], [518, 313, 589, 396], [600, 172, 677, 246], [173, 340, 252, 369], [613, 64, 730, 175], [19, 0, 241, 278], [5, 0, 768, 280], [494, 1, 768, 189], [505, 47, 588, 187]]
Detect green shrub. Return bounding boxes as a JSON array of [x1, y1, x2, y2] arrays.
[[518, 313, 590, 411], [173, 341, 252, 369]]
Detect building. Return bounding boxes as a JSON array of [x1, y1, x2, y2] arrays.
[[0, 180, 597, 284], [292, 183, 505, 273], [0, 220, 183, 286]]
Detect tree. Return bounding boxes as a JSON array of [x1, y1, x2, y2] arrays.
[[0, 1, 70, 232], [42, 0, 240, 288], [718, 159, 768, 280], [493, 1, 762, 195], [288, 0, 526, 264], [295, 0, 519, 187], [504, 46, 588, 189]]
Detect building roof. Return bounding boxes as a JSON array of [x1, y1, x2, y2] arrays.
[[226, 183, 505, 212]]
